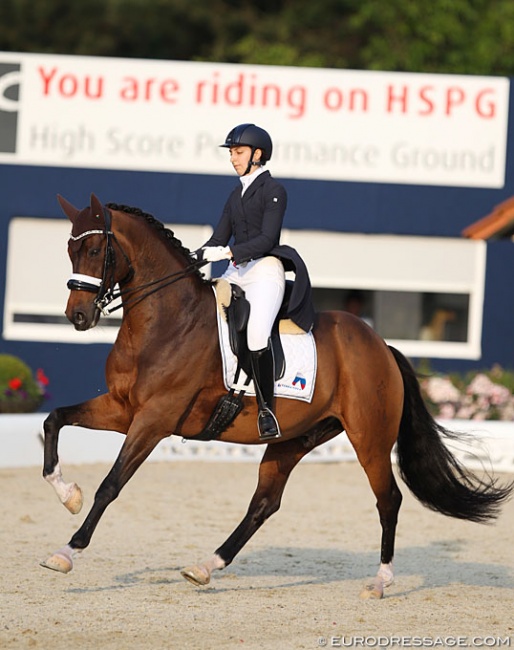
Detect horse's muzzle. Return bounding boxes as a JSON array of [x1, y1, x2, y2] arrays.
[[66, 305, 101, 331]]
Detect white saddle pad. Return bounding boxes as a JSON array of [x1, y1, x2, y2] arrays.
[[214, 285, 317, 403]]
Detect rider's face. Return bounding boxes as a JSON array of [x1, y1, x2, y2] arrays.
[[229, 146, 262, 175]]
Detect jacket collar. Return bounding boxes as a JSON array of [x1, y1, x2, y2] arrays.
[[241, 169, 270, 200]]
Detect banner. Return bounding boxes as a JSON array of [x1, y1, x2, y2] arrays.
[[0, 51, 509, 187]]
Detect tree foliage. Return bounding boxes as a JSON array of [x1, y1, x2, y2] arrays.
[[1, 0, 514, 75]]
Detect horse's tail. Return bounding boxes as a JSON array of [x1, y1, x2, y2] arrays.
[[389, 345, 513, 523]]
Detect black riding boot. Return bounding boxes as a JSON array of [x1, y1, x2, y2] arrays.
[[250, 345, 282, 440]]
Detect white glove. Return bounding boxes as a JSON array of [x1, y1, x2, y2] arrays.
[[201, 246, 232, 262]]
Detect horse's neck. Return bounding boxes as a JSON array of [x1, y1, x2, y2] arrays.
[[121, 269, 215, 338], [116, 216, 217, 343]]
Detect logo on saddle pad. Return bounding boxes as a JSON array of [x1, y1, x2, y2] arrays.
[[279, 371, 307, 393], [292, 373, 307, 390]]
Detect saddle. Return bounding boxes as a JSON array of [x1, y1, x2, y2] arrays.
[[192, 280, 304, 441], [223, 282, 294, 381]]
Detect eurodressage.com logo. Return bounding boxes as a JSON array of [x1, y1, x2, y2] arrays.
[[0, 62, 21, 153], [318, 636, 512, 648]]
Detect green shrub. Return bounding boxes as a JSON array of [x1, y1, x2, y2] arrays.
[[0, 354, 50, 414]]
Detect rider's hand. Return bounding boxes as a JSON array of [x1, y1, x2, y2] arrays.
[[201, 246, 233, 263]]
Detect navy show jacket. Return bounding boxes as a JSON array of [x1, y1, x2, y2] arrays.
[[204, 170, 315, 332]]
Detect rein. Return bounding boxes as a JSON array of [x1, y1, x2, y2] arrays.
[[68, 206, 208, 315], [104, 259, 207, 315]]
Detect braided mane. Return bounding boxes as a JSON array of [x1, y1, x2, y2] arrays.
[[106, 203, 210, 285]]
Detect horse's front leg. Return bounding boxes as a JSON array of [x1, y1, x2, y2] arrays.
[[181, 436, 324, 587], [41, 413, 161, 574], [41, 418, 164, 574], [42, 396, 130, 515]]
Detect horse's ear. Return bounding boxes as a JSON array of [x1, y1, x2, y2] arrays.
[[90, 193, 104, 220], [57, 195, 80, 222]]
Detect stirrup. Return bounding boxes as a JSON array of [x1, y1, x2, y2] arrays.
[[257, 408, 282, 441]]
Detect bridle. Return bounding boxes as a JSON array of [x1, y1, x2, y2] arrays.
[[67, 206, 207, 315]]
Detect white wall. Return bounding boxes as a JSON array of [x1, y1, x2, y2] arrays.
[[2, 414, 513, 473]]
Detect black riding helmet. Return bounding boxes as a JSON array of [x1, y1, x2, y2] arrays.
[[220, 124, 273, 175]]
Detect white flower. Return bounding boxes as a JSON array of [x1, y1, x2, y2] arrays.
[[421, 368, 514, 421], [438, 403, 456, 419], [423, 376, 461, 403], [489, 384, 511, 406], [467, 373, 495, 397]]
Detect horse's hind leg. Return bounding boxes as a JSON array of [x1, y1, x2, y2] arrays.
[[357, 451, 402, 599], [181, 425, 339, 586]]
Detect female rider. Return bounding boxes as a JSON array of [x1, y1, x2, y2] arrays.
[[197, 123, 314, 440]]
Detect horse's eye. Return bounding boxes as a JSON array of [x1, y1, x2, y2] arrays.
[[89, 247, 101, 258]]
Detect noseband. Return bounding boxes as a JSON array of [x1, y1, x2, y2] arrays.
[[67, 206, 206, 315]]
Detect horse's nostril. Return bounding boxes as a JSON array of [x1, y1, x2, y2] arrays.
[[71, 311, 89, 330]]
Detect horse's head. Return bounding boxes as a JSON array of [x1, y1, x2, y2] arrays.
[[59, 193, 132, 330]]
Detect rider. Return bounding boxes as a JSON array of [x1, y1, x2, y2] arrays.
[[197, 123, 314, 440]]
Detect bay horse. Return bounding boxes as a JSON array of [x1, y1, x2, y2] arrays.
[[41, 193, 512, 599]]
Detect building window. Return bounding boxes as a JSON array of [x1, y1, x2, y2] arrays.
[[283, 229, 486, 360], [312, 288, 469, 343]]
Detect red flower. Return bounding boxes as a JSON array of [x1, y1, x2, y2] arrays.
[[36, 368, 50, 386], [8, 377, 23, 390]]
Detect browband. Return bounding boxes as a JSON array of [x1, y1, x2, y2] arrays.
[[69, 229, 113, 241]]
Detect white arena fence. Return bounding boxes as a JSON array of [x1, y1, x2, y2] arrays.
[[1, 414, 513, 473]]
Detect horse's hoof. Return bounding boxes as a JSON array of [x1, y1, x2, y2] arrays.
[[64, 483, 83, 514], [180, 565, 211, 586], [40, 552, 73, 574], [359, 583, 384, 599]]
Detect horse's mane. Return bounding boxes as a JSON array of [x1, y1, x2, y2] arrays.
[[106, 203, 210, 285]]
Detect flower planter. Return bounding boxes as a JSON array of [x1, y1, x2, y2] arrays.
[[0, 355, 50, 414]]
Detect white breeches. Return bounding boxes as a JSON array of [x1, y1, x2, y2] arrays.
[[221, 256, 286, 351]]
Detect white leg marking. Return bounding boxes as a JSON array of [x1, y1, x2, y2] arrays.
[[45, 463, 71, 501], [181, 553, 226, 586], [203, 553, 226, 575], [377, 561, 394, 588], [44, 464, 83, 514], [40, 544, 79, 574], [360, 561, 394, 599]]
